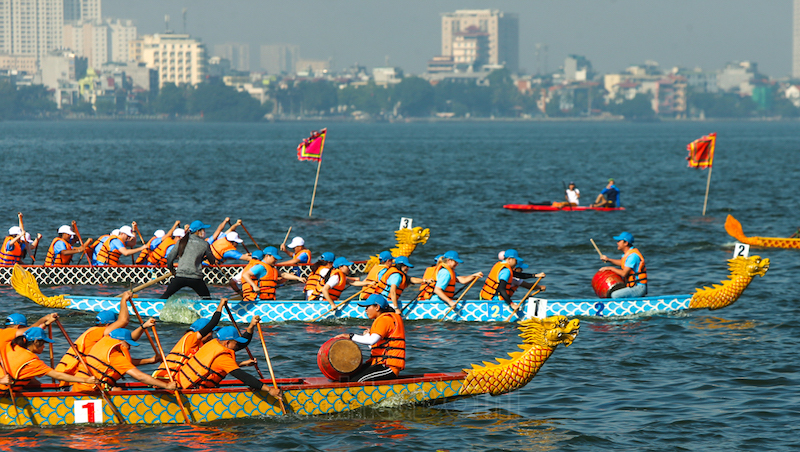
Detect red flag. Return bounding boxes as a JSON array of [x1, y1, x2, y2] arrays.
[[297, 128, 326, 162], [686, 132, 716, 169]]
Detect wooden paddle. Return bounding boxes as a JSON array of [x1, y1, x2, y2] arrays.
[[239, 221, 261, 251], [227, 219, 250, 254], [133, 223, 147, 264], [55, 319, 126, 424], [48, 324, 55, 384], [255, 323, 286, 415], [223, 303, 264, 379], [127, 300, 192, 424], [281, 227, 292, 248], [0, 346, 25, 425], [72, 221, 94, 268], [590, 238, 603, 259], [504, 275, 545, 322], [561, 181, 573, 211], [119, 272, 173, 296], [311, 289, 364, 322], [439, 276, 481, 322]]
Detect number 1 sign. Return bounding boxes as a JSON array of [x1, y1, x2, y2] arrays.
[[74, 399, 103, 423]]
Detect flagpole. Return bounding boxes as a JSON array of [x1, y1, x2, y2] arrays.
[[702, 165, 713, 216], [309, 157, 322, 217]]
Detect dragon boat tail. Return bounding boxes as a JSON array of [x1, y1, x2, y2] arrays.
[[725, 215, 800, 250], [0, 316, 579, 426]]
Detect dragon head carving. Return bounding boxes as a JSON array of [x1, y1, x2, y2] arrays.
[[365, 226, 431, 272], [689, 255, 769, 310], [459, 316, 580, 396]]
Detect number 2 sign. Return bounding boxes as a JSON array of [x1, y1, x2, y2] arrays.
[[74, 399, 103, 423], [733, 242, 749, 259]]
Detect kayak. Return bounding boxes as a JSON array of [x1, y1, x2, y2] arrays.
[[13, 255, 768, 322], [503, 204, 625, 212], [0, 316, 580, 425]]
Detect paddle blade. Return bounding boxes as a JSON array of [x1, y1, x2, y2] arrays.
[[11, 264, 69, 308]]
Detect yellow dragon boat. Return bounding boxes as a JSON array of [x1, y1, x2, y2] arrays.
[[725, 215, 800, 250]]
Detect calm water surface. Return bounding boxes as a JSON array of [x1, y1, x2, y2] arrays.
[[0, 120, 798, 451]]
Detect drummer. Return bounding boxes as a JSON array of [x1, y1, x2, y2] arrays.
[[599, 231, 647, 298], [479, 249, 545, 310], [335, 294, 405, 382]]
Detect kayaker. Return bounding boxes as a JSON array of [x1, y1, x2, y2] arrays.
[[161, 220, 218, 299], [553, 181, 580, 208], [591, 178, 621, 208], [599, 231, 647, 298], [479, 249, 545, 310], [176, 324, 281, 398], [153, 298, 228, 381], [240, 246, 306, 301], [71, 328, 176, 392], [304, 252, 335, 300], [0, 313, 59, 350], [429, 251, 483, 309], [360, 250, 394, 299], [0, 327, 98, 391], [335, 294, 405, 382], [373, 256, 428, 313], [54, 291, 154, 386], [279, 236, 312, 275], [92, 224, 147, 266], [44, 225, 88, 266], [317, 257, 370, 308]]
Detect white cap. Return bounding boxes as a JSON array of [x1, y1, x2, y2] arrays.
[[58, 225, 75, 236], [24, 232, 33, 243], [154, 230, 165, 238], [226, 231, 243, 243], [111, 229, 120, 236], [118, 226, 135, 238], [8, 226, 22, 236], [173, 229, 185, 238], [287, 237, 304, 248]]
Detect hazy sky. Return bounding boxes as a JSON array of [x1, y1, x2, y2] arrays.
[[105, 0, 792, 76]]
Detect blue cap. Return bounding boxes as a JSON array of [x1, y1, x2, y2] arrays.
[[394, 256, 413, 268], [356, 293, 389, 309], [263, 246, 283, 260], [5, 313, 27, 327], [24, 327, 54, 343], [216, 326, 248, 343], [189, 318, 210, 332], [109, 329, 140, 347], [434, 254, 443, 263], [251, 250, 265, 261], [378, 251, 394, 262], [333, 257, 353, 268], [613, 231, 634, 244], [443, 250, 463, 263], [320, 252, 335, 263], [504, 249, 524, 266], [96, 310, 118, 325], [189, 220, 210, 233]]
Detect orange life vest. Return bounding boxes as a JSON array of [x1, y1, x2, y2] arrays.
[[622, 248, 648, 287], [96, 235, 124, 266], [305, 265, 331, 300], [148, 236, 176, 266], [76, 336, 130, 390], [417, 264, 440, 300], [177, 339, 236, 389], [45, 237, 73, 266], [211, 238, 236, 261], [154, 331, 202, 380], [323, 268, 348, 301], [294, 249, 311, 264], [374, 266, 408, 298], [242, 262, 279, 301], [369, 312, 406, 374], [480, 261, 514, 300], [361, 263, 389, 298], [0, 343, 47, 391], [135, 236, 157, 264], [55, 326, 105, 377], [428, 265, 456, 299], [0, 236, 24, 266]]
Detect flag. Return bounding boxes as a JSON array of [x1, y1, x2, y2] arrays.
[[297, 128, 326, 162], [686, 132, 716, 169]]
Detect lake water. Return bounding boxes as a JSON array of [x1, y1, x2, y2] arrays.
[[0, 120, 798, 451]]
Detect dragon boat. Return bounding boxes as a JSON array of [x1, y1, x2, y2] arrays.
[[0, 316, 580, 426], [503, 203, 625, 212], [725, 215, 800, 250], [13, 255, 768, 323]]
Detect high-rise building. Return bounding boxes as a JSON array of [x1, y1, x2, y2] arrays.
[[260, 44, 298, 74], [213, 42, 249, 71], [63, 18, 135, 68], [794, 0, 800, 78], [0, 0, 64, 59], [131, 33, 206, 87], [63, 0, 100, 22], [441, 9, 518, 73]]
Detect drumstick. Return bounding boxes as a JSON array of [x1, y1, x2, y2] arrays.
[[590, 239, 603, 258]]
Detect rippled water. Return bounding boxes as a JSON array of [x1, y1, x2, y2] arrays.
[[0, 120, 798, 451]]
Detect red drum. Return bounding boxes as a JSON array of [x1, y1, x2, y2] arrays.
[[317, 337, 363, 381], [592, 270, 625, 298]]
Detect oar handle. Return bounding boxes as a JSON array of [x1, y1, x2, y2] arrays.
[[519, 275, 545, 302], [72, 221, 94, 268], [439, 275, 481, 322], [223, 303, 264, 379], [505, 288, 544, 322], [256, 323, 286, 415], [125, 272, 172, 295], [239, 222, 261, 251], [147, 318, 192, 424], [590, 238, 603, 258], [281, 227, 292, 248], [227, 219, 250, 254]]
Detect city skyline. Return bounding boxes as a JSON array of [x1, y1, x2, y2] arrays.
[[104, 0, 792, 76]]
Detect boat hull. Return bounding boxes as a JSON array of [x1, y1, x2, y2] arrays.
[[503, 204, 625, 212]]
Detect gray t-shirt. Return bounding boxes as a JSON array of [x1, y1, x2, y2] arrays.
[[167, 234, 215, 279]]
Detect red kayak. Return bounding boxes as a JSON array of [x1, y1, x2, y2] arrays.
[[503, 204, 625, 212]]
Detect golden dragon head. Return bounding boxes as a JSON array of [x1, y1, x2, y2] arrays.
[[459, 316, 580, 397], [689, 255, 769, 310], [365, 226, 431, 272]]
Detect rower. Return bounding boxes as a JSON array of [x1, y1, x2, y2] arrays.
[[148, 228, 184, 266], [304, 252, 335, 300], [93, 224, 147, 266], [153, 298, 228, 381], [372, 256, 427, 313], [210, 231, 251, 264], [136, 221, 180, 265], [318, 257, 369, 308], [360, 251, 394, 299], [177, 323, 281, 398], [279, 236, 312, 275], [591, 178, 621, 208], [229, 250, 265, 296], [598, 231, 647, 299], [0, 327, 98, 391], [0, 313, 59, 350], [45, 225, 88, 266], [417, 255, 443, 301], [240, 246, 306, 301], [429, 251, 483, 309], [479, 249, 545, 310], [1, 226, 33, 266], [71, 328, 176, 392], [335, 294, 406, 382]]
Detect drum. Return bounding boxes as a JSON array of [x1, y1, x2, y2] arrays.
[[592, 270, 625, 298], [317, 337, 363, 381]]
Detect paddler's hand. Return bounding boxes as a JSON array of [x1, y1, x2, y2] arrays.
[[234, 219, 242, 226], [44, 313, 59, 325], [241, 253, 252, 261], [164, 381, 177, 391], [600, 255, 609, 262], [239, 359, 257, 367], [121, 291, 133, 302], [0, 375, 10, 385], [84, 376, 99, 385], [473, 272, 484, 279], [263, 385, 281, 398], [248, 316, 261, 329], [142, 318, 156, 329]]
